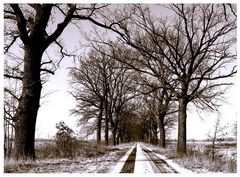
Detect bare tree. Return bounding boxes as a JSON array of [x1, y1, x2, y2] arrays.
[[138, 75, 177, 148], [94, 4, 236, 155], [109, 65, 137, 145], [4, 88, 17, 158], [4, 53, 23, 158], [207, 116, 228, 161], [159, 4, 236, 155], [4, 4, 77, 159], [4, 3, 136, 159], [69, 45, 139, 146], [69, 50, 112, 145]]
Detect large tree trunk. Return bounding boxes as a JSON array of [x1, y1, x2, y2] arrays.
[[14, 46, 43, 160], [177, 97, 188, 156], [158, 113, 166, 148]]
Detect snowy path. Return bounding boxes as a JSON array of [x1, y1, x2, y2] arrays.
[[141, 144, 177, 173], [112, 142, 192, 173]]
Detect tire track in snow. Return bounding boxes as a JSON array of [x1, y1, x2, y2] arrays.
[[111, 143, 136, 173], [141, 144, 178, 173], [112, 142, 180, 173], [120, 145, 137, 173]]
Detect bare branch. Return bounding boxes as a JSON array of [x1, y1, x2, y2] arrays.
[[46, 4, 76, 47], [4, 88, 21, 101], [40, 68, 55, 75], [4, 74, 23, 80], [9, 4, 29, 44], [40, 60, 53, 67]]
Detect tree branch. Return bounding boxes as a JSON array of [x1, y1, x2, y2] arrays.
[[4, 88, 21, 101], [4, 74, 23, 80], [9, 4, 29, 44], [40, 68, 55, 75], [46, 4, 76, 47]]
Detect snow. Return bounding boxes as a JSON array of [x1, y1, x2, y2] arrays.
[[5, 142, 203, 173], [134, 143, 154, 173], [5, 144, 132, 173], [112, 142, 192, 173], [111, 143, 136, 173], [141, 144, 193, 173]]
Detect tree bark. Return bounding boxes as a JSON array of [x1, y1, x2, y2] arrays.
[[96, 101, 103, 144], [104, 100, 109, 145], [158, 113, 166, 148], [112, 126, 117, 146], [14, 45, 43, 160], [116, 130, 120, 145], [153, 127, 158, 145], [177, 97, 188, 156]]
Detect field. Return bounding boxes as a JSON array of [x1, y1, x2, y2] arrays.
[[146, 140, 237, 173], [4, 140, 132, 173]]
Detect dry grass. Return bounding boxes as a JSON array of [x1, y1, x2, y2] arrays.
[[146, 142, 237, 173], [174, 149, 237, 173], [4, 141, 130, 173], [35, 140, 119, 159]]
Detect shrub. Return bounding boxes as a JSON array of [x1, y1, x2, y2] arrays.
[[55, 121, 77, 158]]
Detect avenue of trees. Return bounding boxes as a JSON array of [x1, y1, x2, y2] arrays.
[[4, 4, 236, 160], [87, 4, 236, 155]]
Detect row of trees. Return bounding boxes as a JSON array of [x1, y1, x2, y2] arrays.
[[69, 49, 154, 145], [4, 4, 236, 159], [69, 46, 177, 147], [71, 4, 236, 155]]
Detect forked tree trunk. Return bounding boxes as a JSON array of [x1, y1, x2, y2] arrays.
[[14, 46, 43, 160], [177, 97, 188, 156]]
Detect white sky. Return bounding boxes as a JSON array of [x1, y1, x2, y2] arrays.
[[1, 1, 239, 141]]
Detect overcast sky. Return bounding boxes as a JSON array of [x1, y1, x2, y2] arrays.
[[31, 4, 238, 140]]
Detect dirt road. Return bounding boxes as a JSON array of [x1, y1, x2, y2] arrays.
[[141, 144, 178, 173], [114, 142, 178, 173]]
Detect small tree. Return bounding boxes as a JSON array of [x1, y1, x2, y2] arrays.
[[207, 116, 228, 161], [55, 121, 76, 158]]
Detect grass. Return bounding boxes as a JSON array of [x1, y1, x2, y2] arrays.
[[34, 139, 119, 159], [4, 140, 130, 173], [146, 142, 237, 173]]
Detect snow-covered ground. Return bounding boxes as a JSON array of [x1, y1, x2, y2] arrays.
[[112, 142, 192, 173], [4, 143, 133, 173], [5, 142, 236, 173], [111, 143, 136, 173], [141, 144, 193, 173], [134, 143, 154, 173], [141, 142, 237, 173]]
